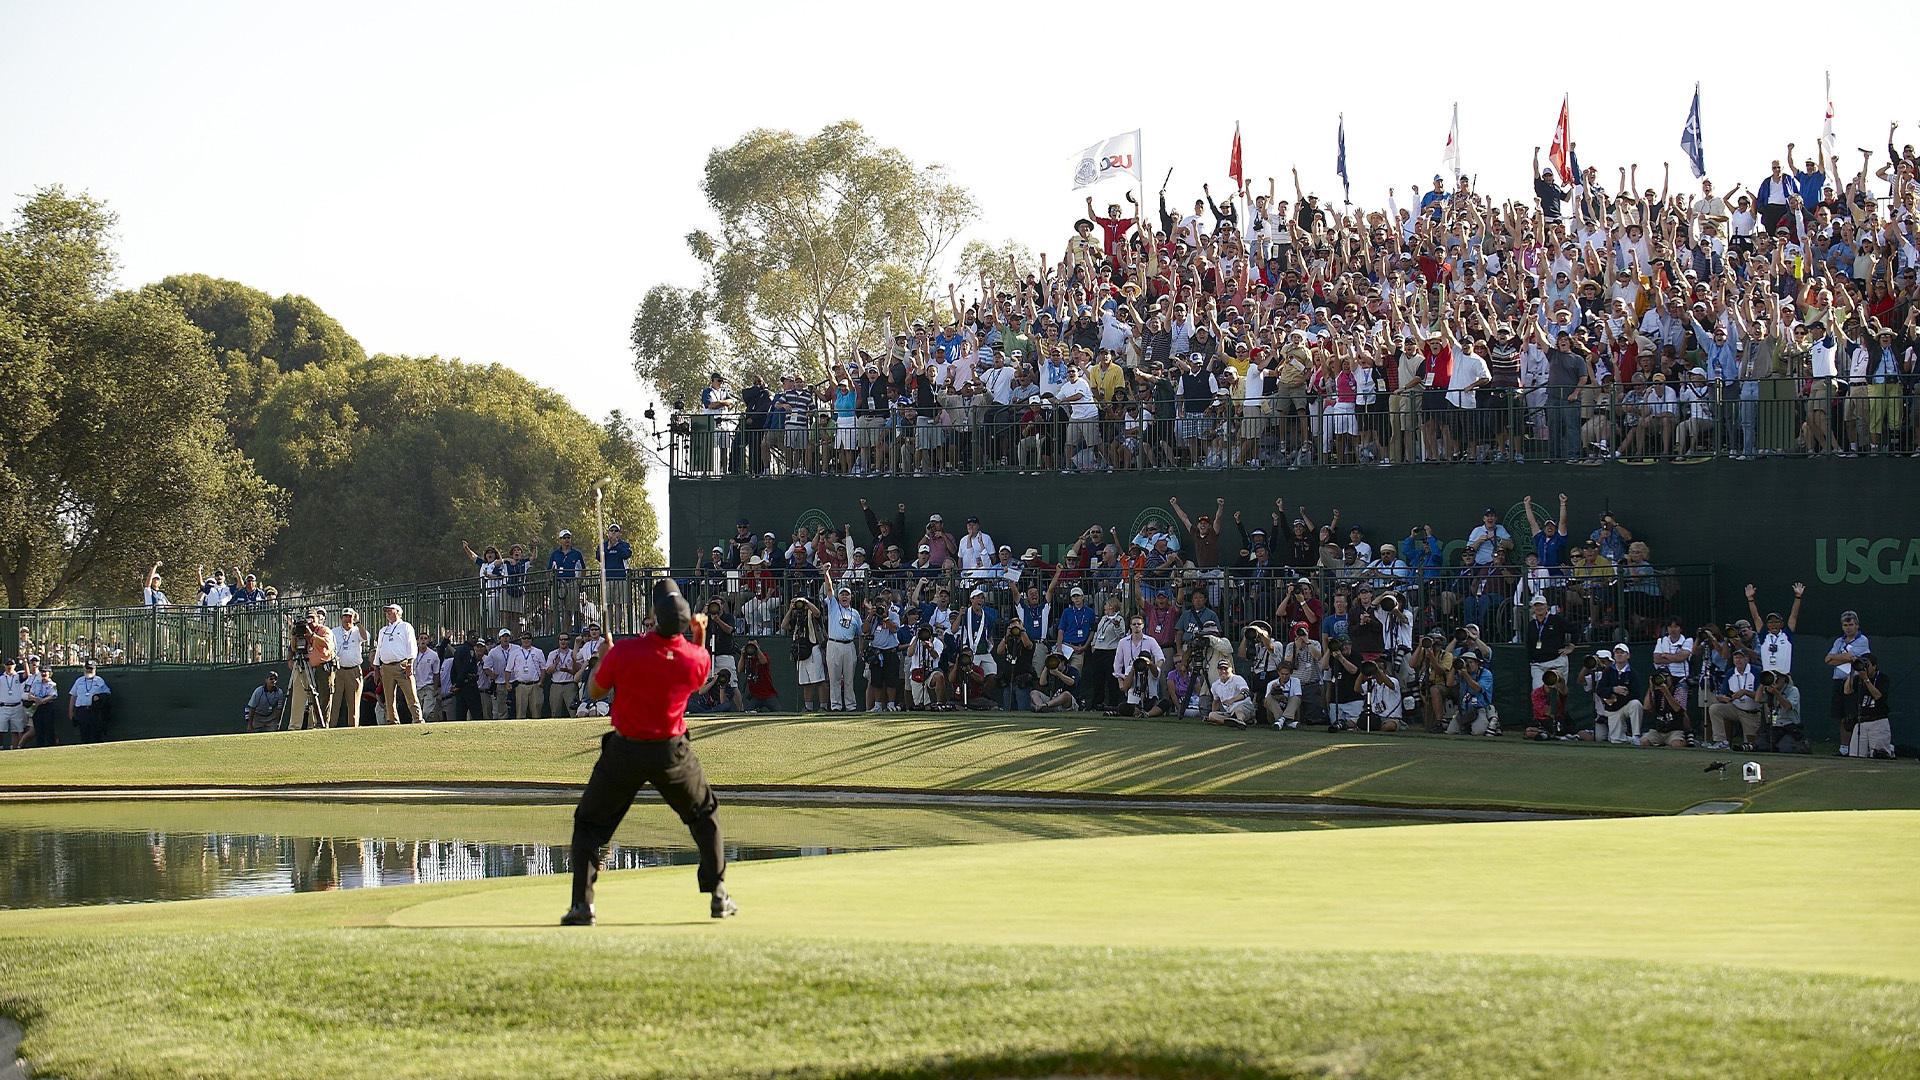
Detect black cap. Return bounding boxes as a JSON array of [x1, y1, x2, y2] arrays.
[[652, 578, 692, 637]]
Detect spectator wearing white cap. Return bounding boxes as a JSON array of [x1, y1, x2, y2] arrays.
[[954, 586, 1000, 691], [374, 603, 425, 724], [820, 563, 863, 711], [549, 529, 585, 625], [484, 630, 514, 720], [329, 608, 369, 728]]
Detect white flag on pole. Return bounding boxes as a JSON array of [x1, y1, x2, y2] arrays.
[[1071, 130, 1142, 190], [1822, 72, 1837, 160], [1441, 104, 1461, 183]]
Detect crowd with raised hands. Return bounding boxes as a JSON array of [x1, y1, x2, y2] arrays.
[[689, 126, 1920, 477]]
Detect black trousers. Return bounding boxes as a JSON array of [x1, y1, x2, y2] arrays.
[[570, 731, 724, 908], [451, 684, 483, 723]]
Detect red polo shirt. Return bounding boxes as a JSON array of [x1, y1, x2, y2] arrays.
[[592, 632, 711, 740]]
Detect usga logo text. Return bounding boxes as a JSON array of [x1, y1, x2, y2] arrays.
[[1815, 538, 1920, 585]]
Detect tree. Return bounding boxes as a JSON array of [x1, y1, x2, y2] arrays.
[[956, 238, 1039, 295], [148, 274, 365, 450], [251, 354, 659, 589], [0, 188, 285, 608], [628, 284, 716, 410], [632, 121, 976, 396]]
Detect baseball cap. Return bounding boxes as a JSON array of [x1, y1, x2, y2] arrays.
[[558, 529, 573, 537]]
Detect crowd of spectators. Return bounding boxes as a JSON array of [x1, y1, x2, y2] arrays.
[[676, 498, 1893, 758], [682, 129, 1920, 477]]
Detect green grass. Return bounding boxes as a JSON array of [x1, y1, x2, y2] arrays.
[[2, 713, 1915, 815], [0, 799, 1406, 852], [1, 813, 1916, 1079]]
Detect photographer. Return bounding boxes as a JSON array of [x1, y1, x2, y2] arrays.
[[1109, 615, 1163, 717], [1522, 596, 1575, 690], [285, 609, 336, 730], [905, 624, 944, 710], [1262, 662, 1302, 729], [1759, 671, 1807, 754], [1324, 636, 1364, 732], [688, 668, 741, 714], [1448, 652, 1499, 736], [1204, 658, 1254, 729], [1593, 644, 1644, 744], [1357, 661, 1404, 733], [1030, 652, 1080, 713], [1706, 649, 1761, 751], [1526, 669, 1571, 741], [1638, 670, 1693, 747], [1238, 622, 1279, 716], [931, 647, 995, 710], [781, 592, 827, 712], [1279, 622, 1326, 724], [862, 597, 903, 713], [1410, 633, 1456, 734], [995, 622, 1037, 711], [1844, 652, 1893, 759], [737, 641, 781, 713]]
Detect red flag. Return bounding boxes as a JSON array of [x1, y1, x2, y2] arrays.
[[1549, 95, 1571, 184], [1228, 122, 1243, 190]]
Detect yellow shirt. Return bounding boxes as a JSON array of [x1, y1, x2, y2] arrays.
[[1089, 362, 1126, 402]]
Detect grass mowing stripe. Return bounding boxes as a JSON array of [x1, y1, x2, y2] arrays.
[[2, 715, 1915, 816], [2, 933, 1914, 1080]]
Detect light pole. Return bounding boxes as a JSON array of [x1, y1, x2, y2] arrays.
[[592, 478, 612, 633]]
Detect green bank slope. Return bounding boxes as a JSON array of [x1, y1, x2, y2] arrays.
[[2, 714, 1915, 815]]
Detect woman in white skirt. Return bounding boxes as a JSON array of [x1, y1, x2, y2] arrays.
[[782, 593, 828, 711], [1325, 346, 1359, 463]]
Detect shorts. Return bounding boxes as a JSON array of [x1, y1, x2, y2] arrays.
[[858, 415, 886, 448], [1326, 404, 1357, 435], [915, 417, 944, 451], [784, 426, 809, 450], [1807, 377, 1835, 410], [0, 703, 23, 733], [1239, 407, 1269, 439], [1272, 385, 1307, 413], [1177, 415, 1207, 441], [1421, 389, 1448, 415], [834, 416, 857, 450]]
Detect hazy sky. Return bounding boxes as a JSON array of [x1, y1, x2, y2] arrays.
[[6, 0, 1915, 553]]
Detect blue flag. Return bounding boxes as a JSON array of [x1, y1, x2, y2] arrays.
[[1336, 114, 1350, 204], [1680, 83, 1705, 179]]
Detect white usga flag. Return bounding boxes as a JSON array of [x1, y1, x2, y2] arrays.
[[1071, 130, 1141, 190]]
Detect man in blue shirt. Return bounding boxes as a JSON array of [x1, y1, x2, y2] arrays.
[[550, 530, 586, 630], [599, 523, 632, 632], [68, 661, 112, 743]]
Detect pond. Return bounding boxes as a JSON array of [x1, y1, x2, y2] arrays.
[[0, 799, 1432, 909]]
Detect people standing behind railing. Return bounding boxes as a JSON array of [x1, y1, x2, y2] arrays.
[[599, 523, 631, 632], [463, 542, 507, 632], [483, 630, 512, 719], [24, 657, 58, 748], [412, 633, 442, 724], [328, 608, 368, 729], [449, 630, 485, 723], [143, 562, 168, 607], [548, 530, 585, 626], [506, 631, 546, 719]]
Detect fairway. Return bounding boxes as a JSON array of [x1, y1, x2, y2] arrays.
[[4, 713, 1916, 816], [3, 812, 1918, 1079]]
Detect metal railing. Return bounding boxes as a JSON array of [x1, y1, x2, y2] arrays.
[[8, 562, 1712, 670], [7, 570, 658, 669], [666, 376, 1918, 477]]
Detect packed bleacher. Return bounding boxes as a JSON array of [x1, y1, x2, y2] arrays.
[[679, 132, 1920, 476]]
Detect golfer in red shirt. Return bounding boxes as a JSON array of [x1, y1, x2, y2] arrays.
[[562, 579, 736, 925]]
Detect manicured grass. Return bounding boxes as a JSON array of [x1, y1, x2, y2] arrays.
[[0, 813, 1915, 1079], [1, 713, 1914, 815], [0, 799, 1400, 853]]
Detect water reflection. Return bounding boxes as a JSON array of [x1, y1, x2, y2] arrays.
[[0, 828, 874, 909]]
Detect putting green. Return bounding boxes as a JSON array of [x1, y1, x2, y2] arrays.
[[377, 811, 1918, 981]]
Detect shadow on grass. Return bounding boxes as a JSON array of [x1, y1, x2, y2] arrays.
[[833, 1047, 1320, 1079], [694, 714, 1379, 798]]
